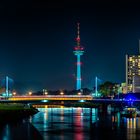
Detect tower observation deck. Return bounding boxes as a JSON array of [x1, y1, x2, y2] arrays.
[[73, 23, 84, 90]]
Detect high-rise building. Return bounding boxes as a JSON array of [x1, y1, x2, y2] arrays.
[[126, 54, 140, 93], [73, 23, 84, 90]]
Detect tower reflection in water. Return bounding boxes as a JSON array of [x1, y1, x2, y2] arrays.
[[32, 107, 98, 140], [74, 108, 84, 140]]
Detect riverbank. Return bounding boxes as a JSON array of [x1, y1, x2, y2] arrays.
[[0, 103, 39, 122]]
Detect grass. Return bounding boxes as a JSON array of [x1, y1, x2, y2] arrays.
[[0, 103, 38, 122], [0, 103, 29, 110]]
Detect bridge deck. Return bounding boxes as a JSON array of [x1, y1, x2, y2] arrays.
[[8, 95, 93, 101]]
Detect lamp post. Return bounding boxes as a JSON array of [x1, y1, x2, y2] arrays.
[[43, 89, 48, 95]]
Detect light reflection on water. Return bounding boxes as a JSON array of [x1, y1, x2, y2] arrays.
[[31, 108, 98, 140], [0, 120, 43, 140], [126, 118, 140, 140], [31, 107, 140, 140], [1, 107, 140, 140]]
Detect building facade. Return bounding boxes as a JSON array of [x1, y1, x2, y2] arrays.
[[126, 54, 140, 93]]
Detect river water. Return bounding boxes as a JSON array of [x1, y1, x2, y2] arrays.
[[0, 107, 140, 140]]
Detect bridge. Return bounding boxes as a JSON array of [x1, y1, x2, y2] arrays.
[[0, 95, 139, 109], [7, 95, 93, 101]]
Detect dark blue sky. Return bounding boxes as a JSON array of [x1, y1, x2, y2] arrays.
[[0, 0, 140, 93]]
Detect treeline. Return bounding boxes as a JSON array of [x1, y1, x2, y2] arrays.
[[32, 81, 120, 97]]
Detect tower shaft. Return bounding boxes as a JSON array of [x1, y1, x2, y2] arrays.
[[76, 55, 81, 90]]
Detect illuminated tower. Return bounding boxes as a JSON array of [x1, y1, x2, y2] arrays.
[[73, 23, 84, 90]]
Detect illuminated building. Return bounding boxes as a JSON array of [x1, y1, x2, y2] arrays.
[[126, 54, 140, 93], [73, 23, 84, 90], [120, 83, 127, 94]]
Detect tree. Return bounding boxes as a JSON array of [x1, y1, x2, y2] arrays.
[[0, 87, 5, 94], [99, 81, 118, 97]]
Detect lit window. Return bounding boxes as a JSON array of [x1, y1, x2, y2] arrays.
[[129, 57, 132, 61]]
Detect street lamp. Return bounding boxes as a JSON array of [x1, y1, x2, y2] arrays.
[[45, 91, 48, 95], [13, 92, 16, 96], [29, 91, 32, 96], [60, 91, 64, 95], [78, 92, 81, 95], [43, 89, 48, 95]]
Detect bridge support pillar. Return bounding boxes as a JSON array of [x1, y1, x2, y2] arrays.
[[99, 104, 109, 113]]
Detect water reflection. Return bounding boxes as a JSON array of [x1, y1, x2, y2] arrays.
[[31, 107, 140, 140], [74, 108, 84, 140], [0, 121, 43, 140], [126, 118, 136, 140], [111, 112, 120, 128], [31, 108, 98, 140], [1, 107, 140, 140], [127, 118, 136, 129]]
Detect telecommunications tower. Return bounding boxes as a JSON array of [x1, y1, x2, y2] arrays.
[[73, 23, 84, 90]]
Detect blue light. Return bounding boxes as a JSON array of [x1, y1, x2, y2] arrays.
[[125, 94, 137, 102], [9, 93, 12, 97], [2, 93, 6, 96], [92, 92, 101, 97], [79, 100, 85, 103], [42, 100, 48, 103]]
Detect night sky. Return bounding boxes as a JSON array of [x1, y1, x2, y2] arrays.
[[0, 0, 140, 93]]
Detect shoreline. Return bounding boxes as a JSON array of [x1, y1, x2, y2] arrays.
[[0, 103, 39, 122]]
